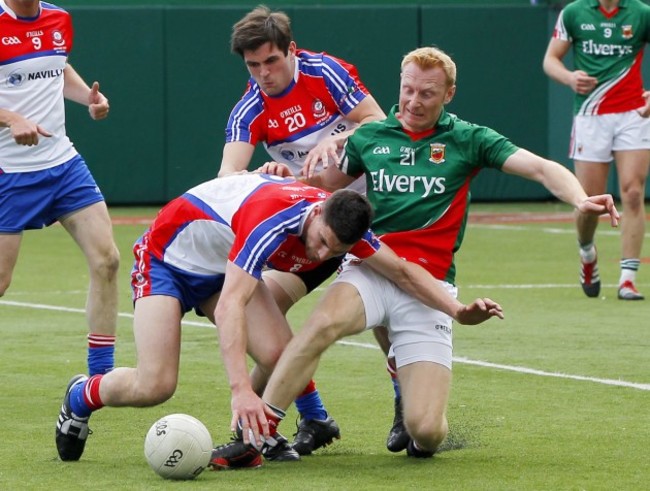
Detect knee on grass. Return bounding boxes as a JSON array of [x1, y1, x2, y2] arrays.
[[405, 415, 448, 452]]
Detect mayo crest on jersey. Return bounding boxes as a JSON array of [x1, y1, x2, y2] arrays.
[[0, 0, 77, 172], [340, 106, 518, 285], [141, 173, 379, 279], [552, 0, 650, 115], [226, 49, 369, 177]]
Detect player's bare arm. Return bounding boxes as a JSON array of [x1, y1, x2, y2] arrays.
[[0, 108, 51, 146], [62, 64, 109, 120], [543, 38, 597, 95], [213, 261, 271, 447], [257, 160, 355, 192], [364, 244, 504, 324], [502, 149, 619, 227], [302, 163, 356, 192], [219, 141, 257, 177]]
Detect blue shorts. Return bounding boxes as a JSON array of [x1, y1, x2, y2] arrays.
[[131, 235, 226, 314], [0, 155, 104, 233]]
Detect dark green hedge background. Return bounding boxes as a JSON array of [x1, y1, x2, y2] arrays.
[[57, 3, 648, 203]]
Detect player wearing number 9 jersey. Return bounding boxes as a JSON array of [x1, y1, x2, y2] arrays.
[[0, 1, 120, 463], [543, 0, 650, 301]]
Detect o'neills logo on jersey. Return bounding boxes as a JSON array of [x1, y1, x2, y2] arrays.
[[622, 25, 633, 40], [369, 168, 446, 198], [429, 143, 446, 164], [581, 39, 632, 57]]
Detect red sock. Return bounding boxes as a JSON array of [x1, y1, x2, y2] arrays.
[[82, 374, 105, 411], [262, 402, 286, 438], [298, 379, 317, 397], [266, 414, 280, 438]]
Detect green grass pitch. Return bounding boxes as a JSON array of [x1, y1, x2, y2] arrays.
[[0, 202, 648, 490]]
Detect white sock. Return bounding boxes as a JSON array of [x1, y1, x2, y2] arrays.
[[579, 242, 596, 263], [619, 259, 640, 285]]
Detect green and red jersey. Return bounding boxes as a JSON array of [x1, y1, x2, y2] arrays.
[[340, 105, 518, 284], [552, 0, 650, 115]]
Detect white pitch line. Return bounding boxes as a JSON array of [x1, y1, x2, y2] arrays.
[[470, 224, 635, 237], [2, 299, 648, 392], [463, 283, 620, 289], [454, 357, 650, 391]]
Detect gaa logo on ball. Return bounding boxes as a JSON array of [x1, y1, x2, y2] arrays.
[[144, 413, 213, 480]]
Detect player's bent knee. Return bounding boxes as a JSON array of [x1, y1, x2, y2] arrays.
[[135, 373, 177, 405], [405, 414, 448, 449], [303, 314, 348, 347], [141, 382, 176, 406]]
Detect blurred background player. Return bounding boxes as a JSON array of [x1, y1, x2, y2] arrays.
[[219, 4, 386, 455], [543, 0, 650, 300], [0, 0, 119, 462]]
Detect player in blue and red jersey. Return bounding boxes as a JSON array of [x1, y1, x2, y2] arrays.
[[220, 5, 388, 456], [54, 172, 502, 466], [544, 0, 650, 300], [0, 0, 119, 459]]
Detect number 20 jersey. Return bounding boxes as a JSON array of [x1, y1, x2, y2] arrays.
[[226, 49, 370, 177]]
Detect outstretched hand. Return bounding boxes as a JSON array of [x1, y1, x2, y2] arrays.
[[455, 298, 504, 325], [302, 136, 342, 179], [577, 194, 619, 227]]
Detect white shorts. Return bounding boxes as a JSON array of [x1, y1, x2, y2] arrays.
[[333, 260, 455, 370], [570, 110, 650, 162]]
